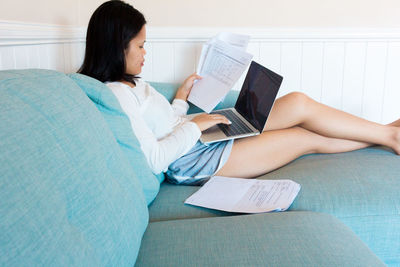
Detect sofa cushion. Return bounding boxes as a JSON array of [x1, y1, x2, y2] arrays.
[[68, 73, 163, 204], [0, 69, 148, 266], [275, 146, 400, 217], [148, 146, 400, 265], [149, 81, 240, 114], [271, 146, 400, 266], [136, 211, 384, 266], [149, 146, 400, 221], [148, 182, 231, 222]]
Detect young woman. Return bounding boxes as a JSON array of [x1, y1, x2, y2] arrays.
[[79, 0, 400, 185]]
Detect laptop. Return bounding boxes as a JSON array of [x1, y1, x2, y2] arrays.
[[199, 61, 283, 144]]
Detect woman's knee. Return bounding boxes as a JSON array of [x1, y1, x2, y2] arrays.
[[285, 91, 310, 104], [283, 91, 311, 114]]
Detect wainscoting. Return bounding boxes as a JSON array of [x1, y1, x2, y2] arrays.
[[1, 21, 400, 123]]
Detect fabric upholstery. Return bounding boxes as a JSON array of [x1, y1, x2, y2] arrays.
[[149, 147, 400, 220], [148, 146, 400, 265], [148, 182, 231, 222], [0, 69, 148, 266], [136, 212, 384, 267], [341, 215, 400, 266], [149, 81, 240, 114], [265, 146, 400, 265], [69, 73, 163, 204]]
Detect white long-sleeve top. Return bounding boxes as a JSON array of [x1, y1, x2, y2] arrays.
[[107, 80, 201, 174]]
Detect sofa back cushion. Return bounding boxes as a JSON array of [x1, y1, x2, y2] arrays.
[[0, 69, 148, 266], [68, 73, 163, 204], [149, 82, 240, 114]]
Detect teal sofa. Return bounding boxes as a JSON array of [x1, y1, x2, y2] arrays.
[[1, 69, 399, 266]]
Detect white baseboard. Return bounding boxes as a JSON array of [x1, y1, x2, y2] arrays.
[[0, 20, 86, 45], [2, 20, 400, 44]]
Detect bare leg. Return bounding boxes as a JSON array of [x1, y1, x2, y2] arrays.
[[389, 119, 400, 127], [263, 92, 400, 154], [216, 127, 378, 178]]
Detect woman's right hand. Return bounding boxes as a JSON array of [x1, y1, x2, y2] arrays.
[[191, 113, 231, 132]]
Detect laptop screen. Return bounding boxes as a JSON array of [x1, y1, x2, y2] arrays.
[[235, 61, 283, 132]]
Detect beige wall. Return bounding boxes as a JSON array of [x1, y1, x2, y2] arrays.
[[132, 0, 400, 28], [1, 0, 400, 28], [0, 0, 80, 25]]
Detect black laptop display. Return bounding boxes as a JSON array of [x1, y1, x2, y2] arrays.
[[200, 61, 283, 144], [235, 61, 283, 132]]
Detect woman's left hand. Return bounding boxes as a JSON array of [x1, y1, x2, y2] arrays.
[[174, 73, 202, 101]]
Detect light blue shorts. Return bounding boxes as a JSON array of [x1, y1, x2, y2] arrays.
[[166, 140, 234, 186]]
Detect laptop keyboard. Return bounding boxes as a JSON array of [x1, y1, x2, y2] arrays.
[[211, 109, 253, 137]]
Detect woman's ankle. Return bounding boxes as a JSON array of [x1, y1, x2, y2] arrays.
[[389, 126, 400, 155]]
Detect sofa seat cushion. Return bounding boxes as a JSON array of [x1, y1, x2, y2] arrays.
[[273, 146, 400, 266], [270, 146, 400, 217], [148, 182, 232, 222], [150, 146, 400, 221], [148, 146, 400, 265], [136, 211, 384, 266], [0, 69, 148, 266]]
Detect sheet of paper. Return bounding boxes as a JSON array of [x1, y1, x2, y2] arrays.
[[195, 32, 249, 73], [184, 176, 301, 213], [216, 32, 250, 50], [188, 39, 253, 113]]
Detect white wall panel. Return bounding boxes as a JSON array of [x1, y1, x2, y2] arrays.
[[259, 42, 281, 75], [301, 42, 324, 101], [321, 42, 345, 109], [14, 46, 29, 69], [342, 42, 367, 117], [45, 44, 65, 72], [174, 42, 197, 84], [247, 42, 260, 63], [362, 42, 388, 122], [152, 43, 174, 83], [0, 46, 16, 70], [194, 42, 204, 69], [25, 45, 40, 69], [280, 42, 302, 97], [68, 42, 85, 73], [63, 43, 73, 73], [382, 42, 400, 124], [38, 45, 51, 69]]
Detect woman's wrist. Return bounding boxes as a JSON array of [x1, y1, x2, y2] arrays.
[[174, 88, 189, 101]]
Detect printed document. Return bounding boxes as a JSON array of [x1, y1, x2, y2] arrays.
[[185, 176, 301, 213], [216, 32, 250, 49], [188, 33, 253, 113]]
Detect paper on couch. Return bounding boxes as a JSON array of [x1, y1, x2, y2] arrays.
[[185, 176, 301, 213]]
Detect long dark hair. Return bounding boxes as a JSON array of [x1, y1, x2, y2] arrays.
[[78, 0, 146, 84]]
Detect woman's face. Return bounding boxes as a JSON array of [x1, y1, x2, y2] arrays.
[[125, 25, 146, 75]]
